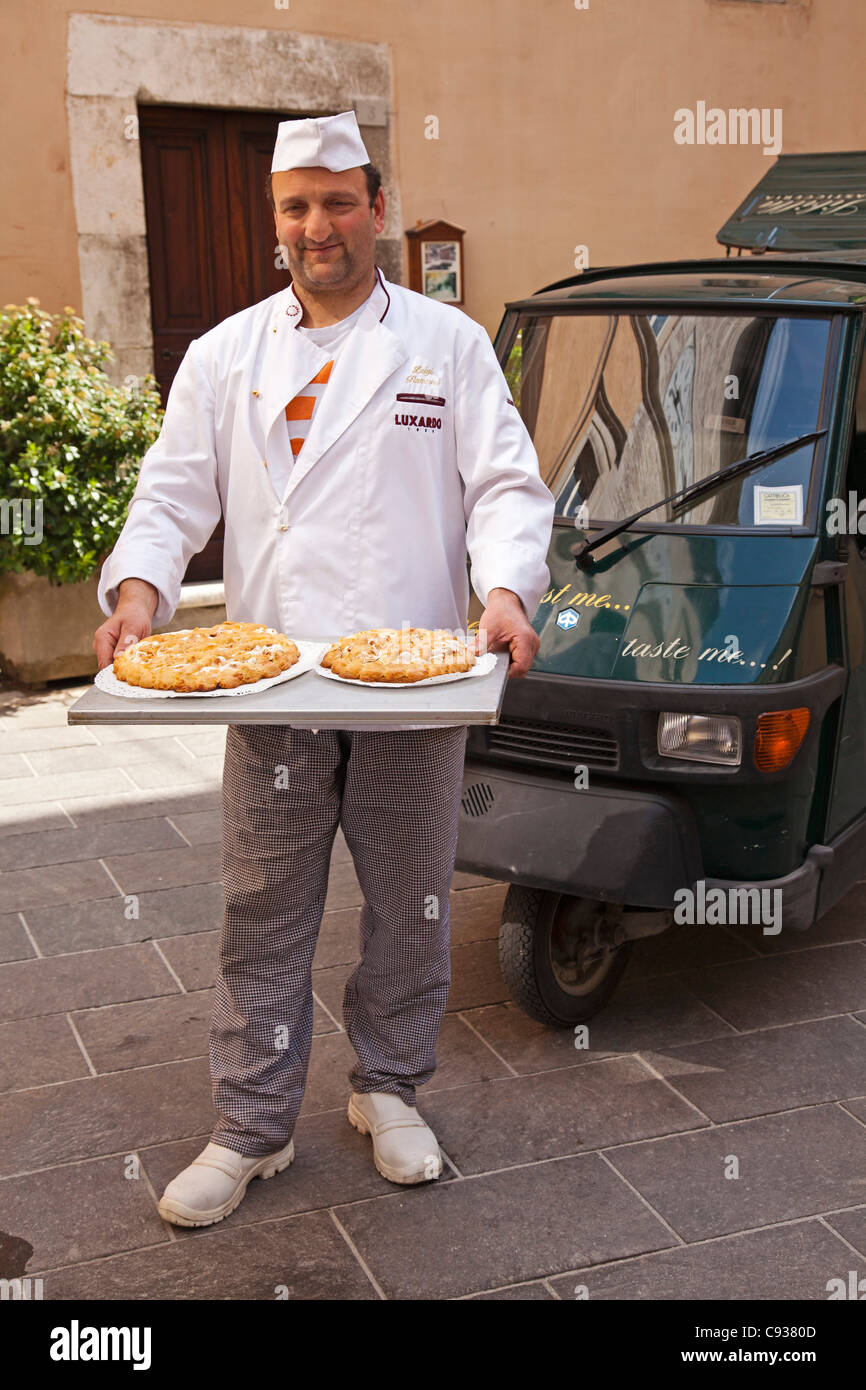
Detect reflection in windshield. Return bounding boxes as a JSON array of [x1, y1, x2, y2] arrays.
[[504, 312, 830, 527]]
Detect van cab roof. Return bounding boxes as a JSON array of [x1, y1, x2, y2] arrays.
[[514, 152, 866, 314], [514, 259, 866, 312]]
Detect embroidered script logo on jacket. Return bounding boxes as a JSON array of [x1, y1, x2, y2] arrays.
[[395, 363, 446, 430]]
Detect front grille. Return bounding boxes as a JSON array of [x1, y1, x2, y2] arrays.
[[486, 717, 620, 772]]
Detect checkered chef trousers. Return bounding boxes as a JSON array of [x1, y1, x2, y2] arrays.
[[209, 723, 470, 1156]]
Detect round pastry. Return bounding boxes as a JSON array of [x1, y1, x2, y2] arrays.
[[113, 622, 300, 692], [320, 627, 476, 683]]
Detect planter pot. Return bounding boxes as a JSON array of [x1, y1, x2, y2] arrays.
[[0, 571, 227, 685]]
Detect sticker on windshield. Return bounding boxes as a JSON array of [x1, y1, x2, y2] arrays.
[[556, 608, 581, 631], [753, 484, 804, 525]]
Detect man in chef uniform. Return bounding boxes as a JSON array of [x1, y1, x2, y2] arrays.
[[94, 111, 555, 1227]]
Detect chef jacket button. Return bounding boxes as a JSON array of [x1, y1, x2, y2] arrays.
[[279, 524, 288, 532]]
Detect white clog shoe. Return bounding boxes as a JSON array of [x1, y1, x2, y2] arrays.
[[347, 1091, 443, 1184], [157, 1138, 295, 1228]]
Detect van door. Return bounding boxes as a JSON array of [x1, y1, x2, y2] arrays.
[[824, 329, 866, 838]]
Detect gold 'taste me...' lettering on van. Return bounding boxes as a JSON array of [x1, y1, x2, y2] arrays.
[[540, 585, 631, 612]]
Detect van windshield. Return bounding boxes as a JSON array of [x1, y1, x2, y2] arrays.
[[504, 311, 832, 528]]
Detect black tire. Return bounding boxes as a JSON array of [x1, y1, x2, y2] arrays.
[[498, 884, 633, 1028]]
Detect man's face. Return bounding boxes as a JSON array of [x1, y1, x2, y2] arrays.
[[272, 167, 384, 292]]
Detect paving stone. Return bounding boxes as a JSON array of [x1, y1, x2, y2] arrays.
[[331, 829, 353, 865], [312, 941, 509, 1021], [140, 1108, 403, 1232], [102, 843, 222, 894], [125, 756, 224, 790], [0, 768, 138, 806], [0, 724, 98, 754], [445, 939, 509, 1011], [418, 1057, 703, 1174], [0, 859, 116, 914], [0, 913, 35, 963], [299, 1031, 357, 1116], [311, 963, 354, 1021], [0, 753, 34, 780], [90, 723, 222, 744], [448, 883, 506, 947], [166, 810, 222, 845], [463, 976, 736, 1076], [0, 701, 76, 730], [841, 1094, 866, 1124], [312, 907, 360, 970], [335, 1153, 675, 1298], [548, 1220, 858, 1300], [173, 729, 228, 757], [824, 1207, 866, 1258], [0, 816, 183, 871], [323, 859, 363, 911], [23, 738, 204, 775], [60, 787, 222, 827], [0, 1154, 169, 1272], [37, 1209, 375, 1299], [0, 1014, 89, 1092], [158, 931, 337, 1036], [725, 884, 866, 956], [0, 1057, 215, 1172], [680, 942, 866, 1030], [299, 1013, 508, 1118], [622, 922, 757, 981], [0, 943, 179, 1023], [154, 931, 220, 992], [423, 1014, 513, 1092], [0, 803, 71, 837], [71, 990, 214, 1072], [645, 1016, 866, 1121], [462, 1282, 556, 1300], [604, 1104, 866, 1242], [24, 881, 225, 954]]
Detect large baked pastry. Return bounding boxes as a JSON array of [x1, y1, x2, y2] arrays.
[[113, 622, 300, 692], [320, 627, 476, 683]]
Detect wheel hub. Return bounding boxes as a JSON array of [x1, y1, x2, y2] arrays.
[[548, 897, 624, 996]]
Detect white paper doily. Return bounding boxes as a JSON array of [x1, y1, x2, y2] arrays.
[[95, 639, 328, 699], [314, 650, 498, 688]]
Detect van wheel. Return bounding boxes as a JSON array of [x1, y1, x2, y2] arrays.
[[498, 885, 632, 1028]]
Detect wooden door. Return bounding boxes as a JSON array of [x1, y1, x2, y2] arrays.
[[139, 106, 305, 581]]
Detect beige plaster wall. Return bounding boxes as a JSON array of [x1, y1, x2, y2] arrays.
[[1, 0, 861, 338]]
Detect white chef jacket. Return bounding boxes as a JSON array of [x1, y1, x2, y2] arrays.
[[98, 267, 555, 729]]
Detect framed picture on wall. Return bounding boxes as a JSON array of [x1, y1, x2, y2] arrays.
[[405, 220, 465, 305], [422, 240, 461, 301]]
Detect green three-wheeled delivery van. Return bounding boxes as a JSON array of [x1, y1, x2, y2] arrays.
[[456, 152, 866, 1026]]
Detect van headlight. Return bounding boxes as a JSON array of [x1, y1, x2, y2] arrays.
[[657, 712, 742, 766]]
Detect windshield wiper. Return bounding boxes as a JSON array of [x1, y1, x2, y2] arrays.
[[572, 429, 826, 568]]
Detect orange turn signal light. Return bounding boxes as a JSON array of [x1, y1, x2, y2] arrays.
[[753, 708, 810, 772]]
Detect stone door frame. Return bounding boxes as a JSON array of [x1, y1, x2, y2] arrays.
[[66, 12, 400, 384]]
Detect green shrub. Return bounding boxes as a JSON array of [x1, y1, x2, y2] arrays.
[[0, 299, 163, 584]]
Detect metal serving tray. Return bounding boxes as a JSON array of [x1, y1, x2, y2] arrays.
[[66, 645, 511, 728]]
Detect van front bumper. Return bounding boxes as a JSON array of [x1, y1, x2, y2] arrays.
[[456, 759, 822, 929]]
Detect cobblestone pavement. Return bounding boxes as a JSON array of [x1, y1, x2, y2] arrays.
[[1, 682, 865, 1301]]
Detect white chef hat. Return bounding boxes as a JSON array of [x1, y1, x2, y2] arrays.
[[271, 110, 370, 173]]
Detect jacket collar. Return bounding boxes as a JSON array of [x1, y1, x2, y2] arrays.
[[281, 263, 392, 330]]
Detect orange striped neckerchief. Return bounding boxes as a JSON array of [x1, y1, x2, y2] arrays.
[[284, 359, 334, 459]]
